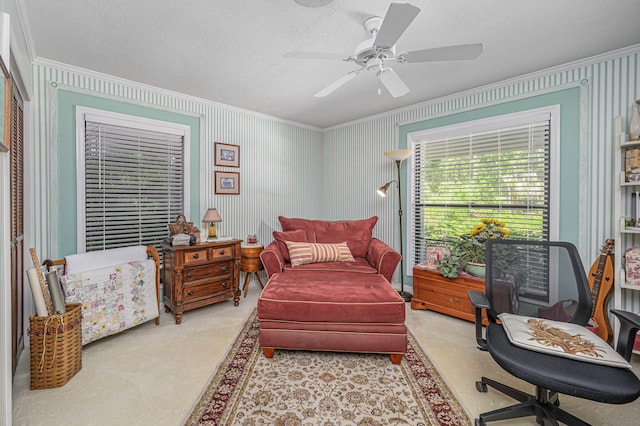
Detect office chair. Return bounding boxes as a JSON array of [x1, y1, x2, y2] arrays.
[[468, 240, 640, 426]]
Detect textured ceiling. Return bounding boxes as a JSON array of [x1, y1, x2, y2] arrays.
[[23, 0, 640, 128]]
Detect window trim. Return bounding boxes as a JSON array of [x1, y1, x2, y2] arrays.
[[75, 106, 191, 252], [406, 105, 560, 277]]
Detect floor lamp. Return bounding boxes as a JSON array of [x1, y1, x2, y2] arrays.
[[377, 149, 413, 302]]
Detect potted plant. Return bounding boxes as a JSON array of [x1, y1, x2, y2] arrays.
[[437, 218, 510, 279]]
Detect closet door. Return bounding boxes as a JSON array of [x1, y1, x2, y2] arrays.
[[10, 78, 24, 374]]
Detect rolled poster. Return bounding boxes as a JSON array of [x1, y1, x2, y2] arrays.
[[26, 268, 49, 317], [45, 270, 66, 314]]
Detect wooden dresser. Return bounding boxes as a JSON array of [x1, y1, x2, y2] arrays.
[[161, 239, 241, 324], [411, 267, 487, 325]]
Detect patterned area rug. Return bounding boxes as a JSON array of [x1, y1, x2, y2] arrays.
[[184, 311, 469, 425]]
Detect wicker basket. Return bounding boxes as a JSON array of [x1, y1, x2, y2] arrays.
[[168, 213, 194, 236], [28, 303, 82, 389]]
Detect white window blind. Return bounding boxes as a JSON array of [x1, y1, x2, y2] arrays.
[[81, 118, 185, 252], [409, 109, 555, 298]]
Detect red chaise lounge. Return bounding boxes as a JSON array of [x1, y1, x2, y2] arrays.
[[258, 216, 407, 364]]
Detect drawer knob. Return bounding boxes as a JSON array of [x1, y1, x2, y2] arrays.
[[193, 253, 199, 259], [188, 290, 193, 296], [219, 250, 225, 255], [187, 272, 193, 278], [222, 282, 228, 288], [221, 266, 228, 272]]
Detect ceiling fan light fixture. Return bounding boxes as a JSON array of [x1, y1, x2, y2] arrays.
[[286, 2, 483, 98], [363, 16, 383, 36]]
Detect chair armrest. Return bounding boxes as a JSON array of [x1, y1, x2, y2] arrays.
[[260, 241, 285, 279], [366, 238, 401, 283], [468, 289, 490, 309], [611, 309, 640, 361], [468, 290, 489, 351]]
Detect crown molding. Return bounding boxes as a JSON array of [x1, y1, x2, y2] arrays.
[[33, 57, 324, 132], [325, 43, 640, 132], [14, 0, 36, 63], [32, 41, 640, 133]]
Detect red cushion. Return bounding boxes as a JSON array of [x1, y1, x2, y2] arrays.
[[273, 230, 314, 262], [258, 271, 404, 324], [278, 216, 377, 258]]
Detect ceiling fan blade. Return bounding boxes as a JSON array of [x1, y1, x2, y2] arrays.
[[403, 43, 483, 63], [284, 50, 351, 61], [314, 72, 359, 97], [374, 3, 421, 49], [379, 68, 409, 98]]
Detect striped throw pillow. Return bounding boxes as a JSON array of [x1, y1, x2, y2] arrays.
[[285, 241, 355, 267]]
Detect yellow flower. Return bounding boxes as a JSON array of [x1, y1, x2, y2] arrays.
[[470, 224, 485, 236], [481, 218, 505, 227], [469, 218, 509, 240]]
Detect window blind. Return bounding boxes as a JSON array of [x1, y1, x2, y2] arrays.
[[83, 121, 184, 252], [411, 118, 551, 296]]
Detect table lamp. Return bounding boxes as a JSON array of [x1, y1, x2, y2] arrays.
[[202, 208, 222, 240]]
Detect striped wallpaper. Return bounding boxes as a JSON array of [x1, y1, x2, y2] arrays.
[[30, 59, 324, 262], [30, 44, 640, 314], [325, 45, 640, 313]]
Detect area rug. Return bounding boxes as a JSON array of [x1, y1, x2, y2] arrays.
[[184, 310, 470, 425]]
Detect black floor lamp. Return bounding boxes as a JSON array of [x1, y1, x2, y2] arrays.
[[377, 149, 413, 302]]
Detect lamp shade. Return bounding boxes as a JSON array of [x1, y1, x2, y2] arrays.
[[377, 182, 392, 197], [202, 208, 222, 223], [384, 149, 412, 161]]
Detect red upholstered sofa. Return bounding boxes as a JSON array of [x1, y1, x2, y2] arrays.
[[258, 216, 407, 364]]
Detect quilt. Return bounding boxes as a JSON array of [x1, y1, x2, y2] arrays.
[[61, 259, 159, 345]]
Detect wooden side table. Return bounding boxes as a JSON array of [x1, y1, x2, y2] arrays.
[[240, 244, 264, 297], [161, 239, 241, 324]]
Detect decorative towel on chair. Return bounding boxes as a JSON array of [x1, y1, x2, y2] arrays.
[[498, 313, 631, 369], [61, 259, 159, 345]]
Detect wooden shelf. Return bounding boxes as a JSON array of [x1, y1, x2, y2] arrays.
[[620, 284, 640, 291]]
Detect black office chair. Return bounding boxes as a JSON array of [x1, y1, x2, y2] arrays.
[[468, 240, 640, 426]]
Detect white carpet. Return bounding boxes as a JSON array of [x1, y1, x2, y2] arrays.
[[12, 288, 640, 425]]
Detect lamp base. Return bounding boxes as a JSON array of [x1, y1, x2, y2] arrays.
[[397, 290, 413, 303]]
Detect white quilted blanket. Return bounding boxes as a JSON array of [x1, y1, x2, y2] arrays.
[[61, 259, 159, 345]]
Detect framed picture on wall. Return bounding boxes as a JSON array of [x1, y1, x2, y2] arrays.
[[215, 171, 240, 195], [215, 142, 240, 168]]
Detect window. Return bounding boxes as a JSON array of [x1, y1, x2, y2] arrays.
[[76, 107, 190, 252], [408, 107, 559, 298]]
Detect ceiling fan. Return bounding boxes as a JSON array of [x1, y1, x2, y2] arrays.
[[284, 2, 483, 98]]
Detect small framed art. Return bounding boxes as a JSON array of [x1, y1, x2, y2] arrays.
[[215, 171, 240, 195], [215, 142, 240, 168]]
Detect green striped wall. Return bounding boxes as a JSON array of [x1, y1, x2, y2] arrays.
[[31, 59, 325, 261], [325, 45, 640, 313], [31, 45, 640, 313]]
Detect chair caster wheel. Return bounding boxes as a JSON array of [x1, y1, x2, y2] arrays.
[[475, 419, 486, 426], [476, 381, 488, 392]]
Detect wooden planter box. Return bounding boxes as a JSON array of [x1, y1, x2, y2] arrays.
[[411, 267, 488, 326]]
